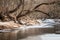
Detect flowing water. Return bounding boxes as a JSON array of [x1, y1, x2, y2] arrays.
[[0, 19, 60, 40]]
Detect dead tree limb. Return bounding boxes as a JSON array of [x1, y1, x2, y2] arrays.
[[33, 1, 60, 10]]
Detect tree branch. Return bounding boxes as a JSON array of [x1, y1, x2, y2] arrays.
[[33, 1, 60, 10]]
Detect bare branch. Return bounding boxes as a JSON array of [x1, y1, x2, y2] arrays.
[[33, 1, 60, 10]]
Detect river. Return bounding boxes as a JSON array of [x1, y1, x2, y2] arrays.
[[0, 19, 60, 40]]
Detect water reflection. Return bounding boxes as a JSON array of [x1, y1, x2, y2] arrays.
[[0, 19, 60, 40], [0, 31, 18, 40]]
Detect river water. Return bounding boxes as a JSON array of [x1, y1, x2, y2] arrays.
[[0, 19, 60, 40]]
